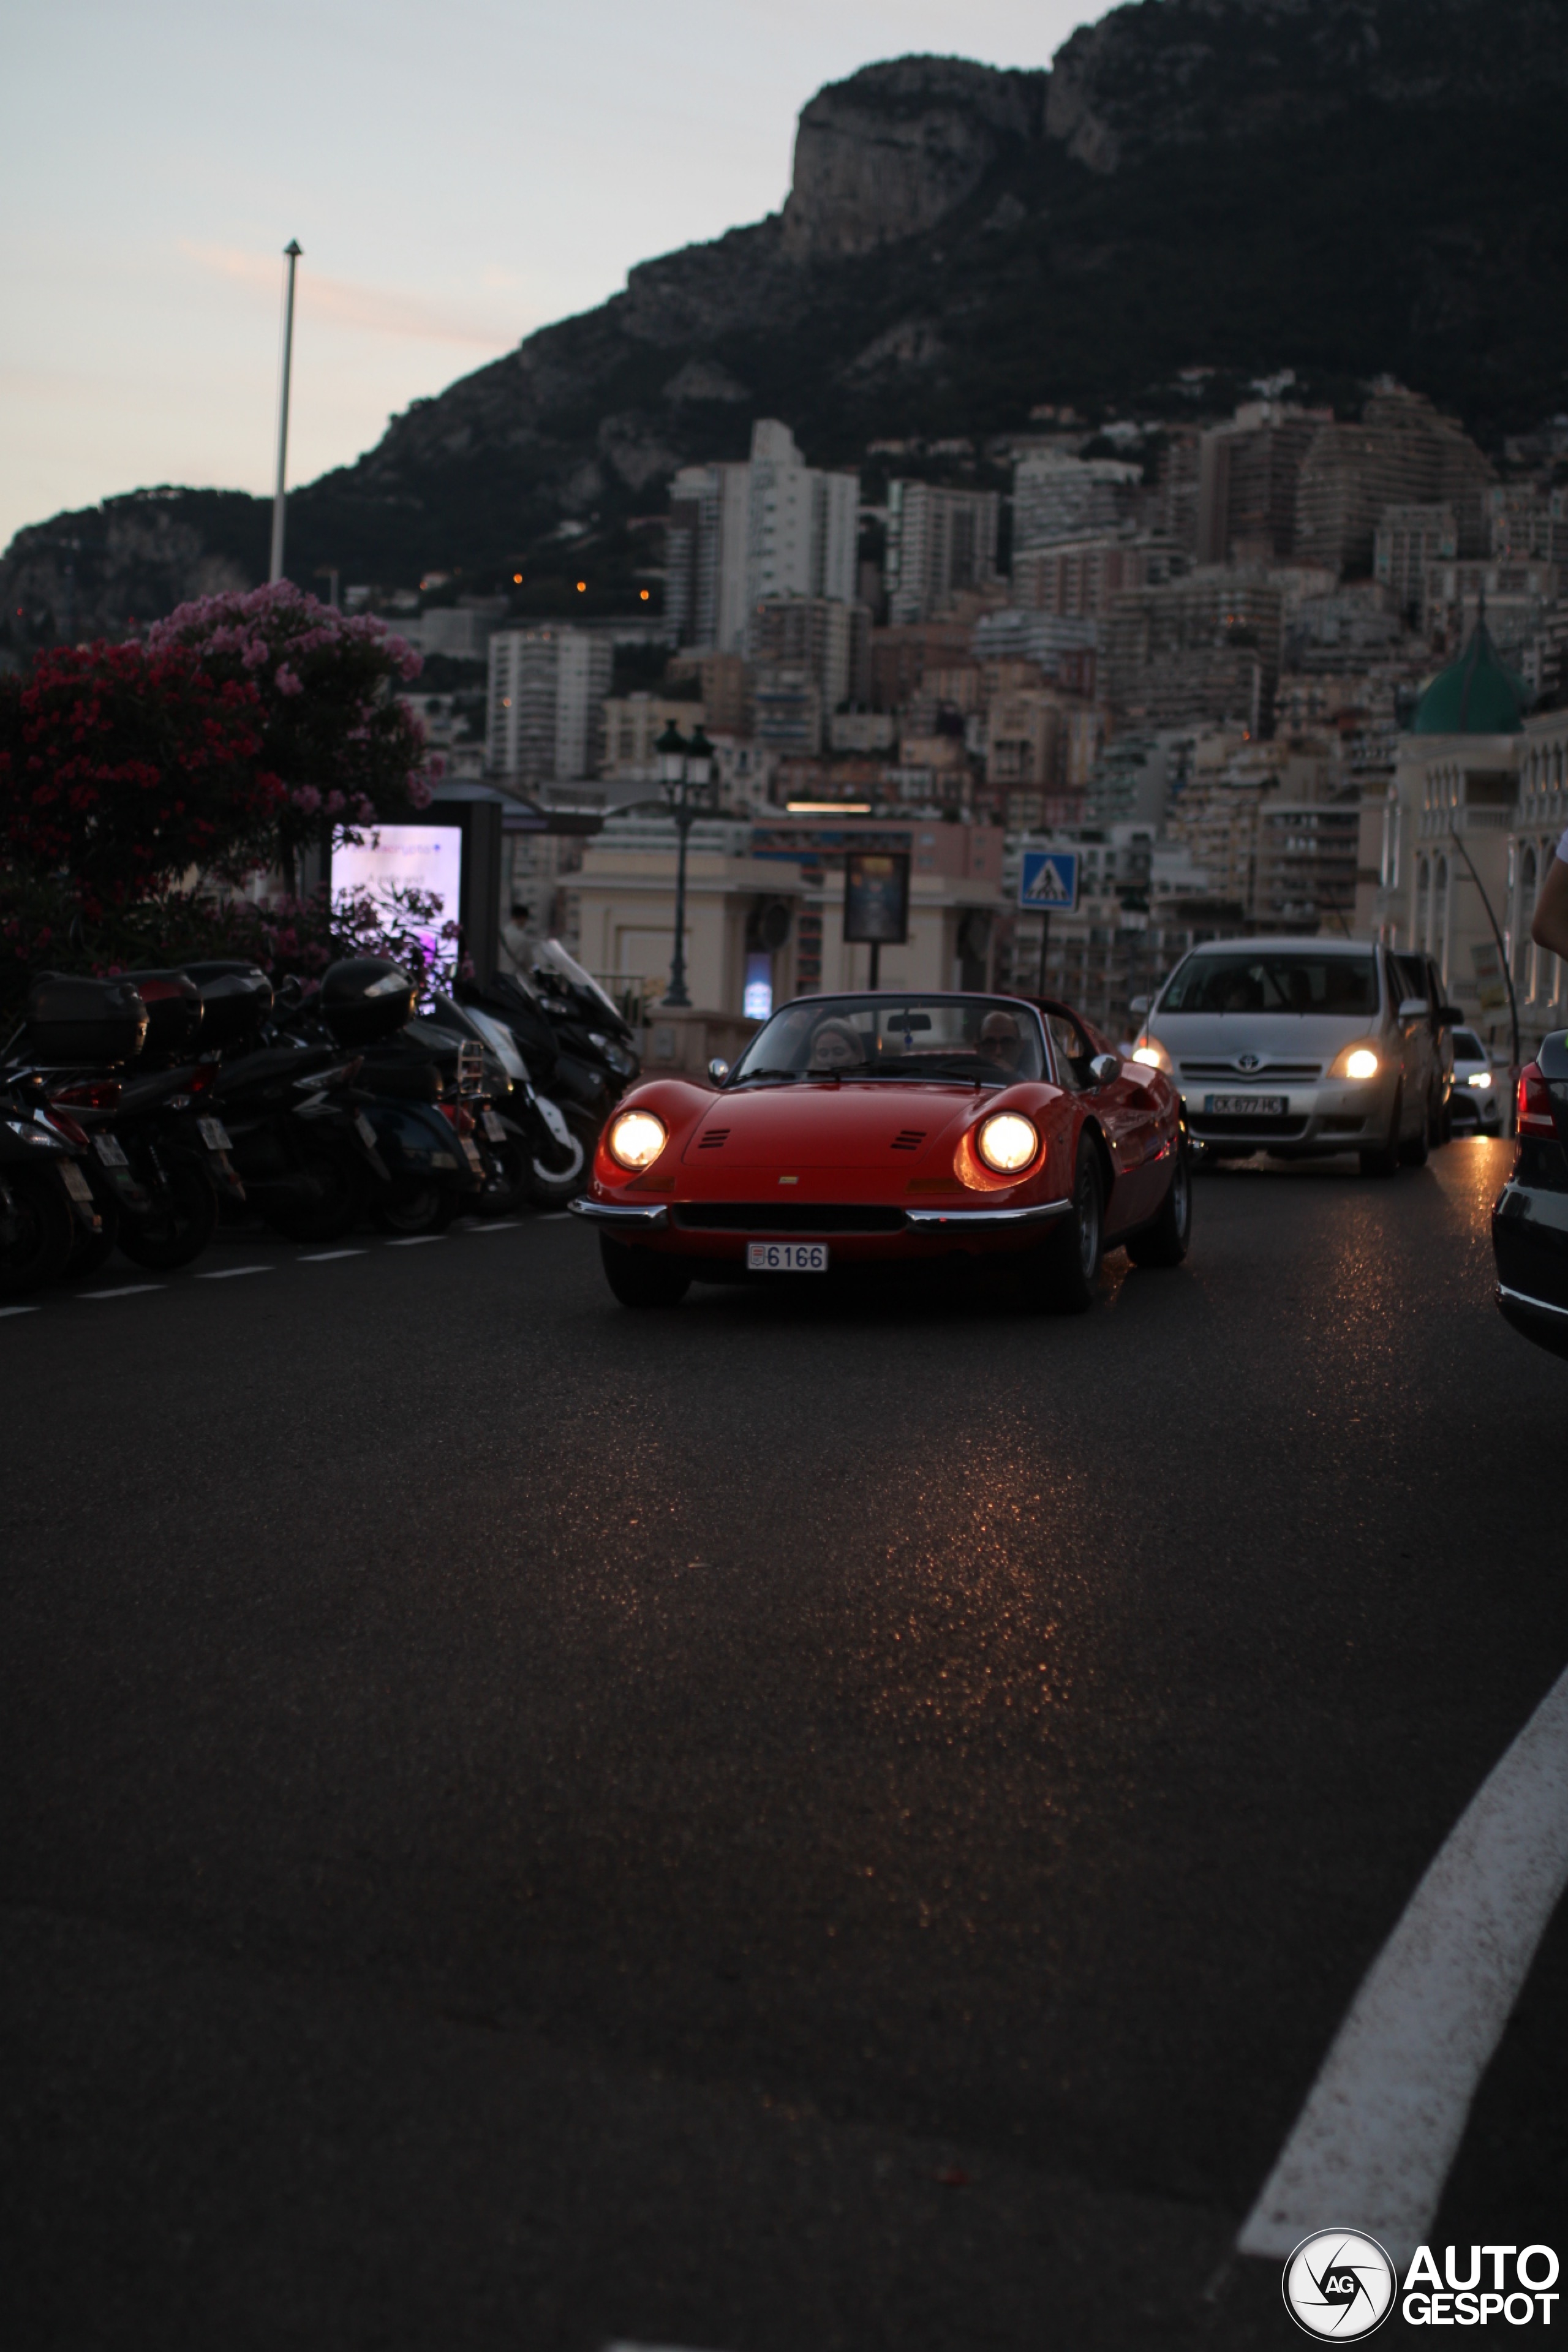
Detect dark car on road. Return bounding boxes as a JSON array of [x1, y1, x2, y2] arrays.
[[1492, 1029, 1568, 1359]]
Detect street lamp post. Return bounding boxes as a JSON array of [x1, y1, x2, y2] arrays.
[[657, 721, 715, 1008], [269, 239, 303, 585]]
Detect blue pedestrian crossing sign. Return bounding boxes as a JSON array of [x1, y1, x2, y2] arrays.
[[1019, 850, 1079, 913]]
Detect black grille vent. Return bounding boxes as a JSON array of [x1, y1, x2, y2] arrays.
[[696, 1128, 730, 1149], [890, 1129, 927, 1152], [676, 1204, 906, 1234]]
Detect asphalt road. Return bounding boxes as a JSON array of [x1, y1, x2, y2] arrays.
[[2, 1139, 1565, 2350]]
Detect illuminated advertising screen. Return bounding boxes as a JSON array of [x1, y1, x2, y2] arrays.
[[331, 824, 462, 971]]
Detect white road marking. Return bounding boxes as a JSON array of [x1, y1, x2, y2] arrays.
[[298, 1248, 367, 1261], [198, 1264, 273, 1280], [79, 1284, 165, 1300], [467, 1219, 521, 1232], [602, 2343, 737, 2351], [537, 1212, 571, 1221], [1238, 1661, 1568, 2274], [0, 1304, 40, 1317], [385, 1234, 445, 1246]]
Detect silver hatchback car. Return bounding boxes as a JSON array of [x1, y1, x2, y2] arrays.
[[1131, 937, 1455, 1175]]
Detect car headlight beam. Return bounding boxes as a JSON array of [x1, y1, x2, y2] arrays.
[[1131, 1035, 1172, 1075], [606, 1108, 667, 1170], [1329, 1042, 1381, 1081], [975, 1112, 1039, 1175]]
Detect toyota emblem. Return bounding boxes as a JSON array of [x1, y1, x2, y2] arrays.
[[1237, 1053, 1262, 1071]]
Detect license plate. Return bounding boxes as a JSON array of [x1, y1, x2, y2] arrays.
[[355, 1112, 378, 1148], [195, 1117, 231, 1152], [1204, 1093, 1287, 1117], [481, 1109, 507, 1144], [94, 1133, 130, 1169], [747, 1241, 828, 1272], [461, 1136, 486, 1175], [59, 1161, 94, 1204]]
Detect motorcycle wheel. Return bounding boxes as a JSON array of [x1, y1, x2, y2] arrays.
[[472, 1133, 530, 1218], [378, 1175, 460, 1235], [527, 1107, 591, 1208], [0, 1169, 75, 1294], [260, 1144, 363, 1244], [116, 1155, 219, 1270], [62, 1186, 120, 1281]]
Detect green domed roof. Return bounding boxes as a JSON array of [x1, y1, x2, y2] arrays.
[[1409, 614, 1529, 736]]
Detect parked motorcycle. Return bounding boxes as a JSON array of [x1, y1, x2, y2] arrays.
[[0, 976, 136, 1292]]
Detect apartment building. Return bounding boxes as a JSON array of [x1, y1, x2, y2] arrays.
[[487, 626, 613, 785], [665, 420, 858, 654], [884, 480, 1001, 622], [1012, 451, 1144, 551]]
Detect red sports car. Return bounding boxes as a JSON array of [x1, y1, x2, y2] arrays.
[[570, 990, 1190, 1309]]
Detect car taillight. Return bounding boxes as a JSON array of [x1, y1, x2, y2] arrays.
[[1517, 1063, 1559, 1139], [188, 1062, 219, 1095]]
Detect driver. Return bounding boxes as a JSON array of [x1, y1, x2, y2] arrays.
[[978, 1010, 1023, 1072], [808, 1017, 863, 1071]]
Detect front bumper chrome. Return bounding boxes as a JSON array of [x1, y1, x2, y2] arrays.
[[570, 1194, 1070, 1232], [568, 1197, 669, 1228]]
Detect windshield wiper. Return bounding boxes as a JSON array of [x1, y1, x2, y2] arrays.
[[732, 1065, 799, 1085]]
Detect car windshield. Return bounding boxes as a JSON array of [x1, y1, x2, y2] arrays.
[[1160, 951, 1378, 1017], [1452, 1030, 1488, 1061], [728, 995, 1045, 1084]]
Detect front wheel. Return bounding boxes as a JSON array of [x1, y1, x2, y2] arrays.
[[378, 1175, 460, 1235], [1028, 1135, 1104, 1313], [261, 1144, 363, 1243], [1360, 1088, 1403, 1180], [0, 1169, 75, 1295], [116, 1155, 219, 1270], [1126, 1135, 1193, 1268], [600, 1234, 690, 1308]]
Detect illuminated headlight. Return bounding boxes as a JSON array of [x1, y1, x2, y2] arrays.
[[1467, 1071, 1494, 1089], [1330, 1044, 1381, 1080], [1132, 1036, 1172, 1075], [606, 1108, 667, 1170], [976, 1112, 1039, 1174]]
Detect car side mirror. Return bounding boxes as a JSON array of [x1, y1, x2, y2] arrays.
[[1128, 995, 1150, 1017], [708, 1057, 730, 1085], [1088, 1052, 1121, 1088], [1439, 1005, 1464, 1027], [1398, 997, 1430, 1023]]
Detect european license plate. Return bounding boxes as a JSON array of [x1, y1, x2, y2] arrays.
[[747, 1241, 828, 1273], [1204, 1093, 1287, 1117], [195, 1117, 231, 1152], [355, 1112, 378, 1148], [59, 1161, 94, 1205], [94, 1133, 130, 1169], [481, 1109, 507, 1143]]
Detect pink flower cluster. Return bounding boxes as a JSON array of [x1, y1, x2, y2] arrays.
[[148, 579, 424, 684]]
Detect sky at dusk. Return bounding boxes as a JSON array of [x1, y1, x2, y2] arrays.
[[2, 1, 1105, 550]]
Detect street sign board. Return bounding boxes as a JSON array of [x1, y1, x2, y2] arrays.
[[1019, 850, 1079, 913]]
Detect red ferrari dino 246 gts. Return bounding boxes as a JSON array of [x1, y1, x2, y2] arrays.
[[570, 990, 1190, 1309]]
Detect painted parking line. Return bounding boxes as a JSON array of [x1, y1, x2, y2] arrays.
[[385, 1234, 446, 1247], [197, 1264, 274, 1280], [466, 1219, 521, 1232], [298, 1248, 368, 1262], [79, 1284, 165, 1300], [1238, 1660, 1568, 2274], [0, 1304, 41, 1317]]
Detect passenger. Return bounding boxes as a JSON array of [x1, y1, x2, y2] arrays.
[[978, 1011, 1023, 1071], [808, 1018, 863, 1071]]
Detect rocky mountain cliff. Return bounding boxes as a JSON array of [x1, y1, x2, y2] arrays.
[[7, 0, 1568, 641]]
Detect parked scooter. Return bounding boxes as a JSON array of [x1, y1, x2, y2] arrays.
[[0, 976, 137, 1292], [424, 991, 586, 1207], [528, 940, 641, 1137]]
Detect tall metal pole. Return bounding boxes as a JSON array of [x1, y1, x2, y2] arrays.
[[269, 240, 303, 584], [666, 783, 693, 1007], [1449, 824, 1521, 1088]]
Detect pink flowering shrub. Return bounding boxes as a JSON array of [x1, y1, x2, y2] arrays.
[[148, 582, 441, 883]]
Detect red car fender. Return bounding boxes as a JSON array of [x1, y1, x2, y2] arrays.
[[592, 1077, 710, 1192]]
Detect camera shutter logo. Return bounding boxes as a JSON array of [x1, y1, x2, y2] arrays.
[[1282, 2230, 1395, 2338]]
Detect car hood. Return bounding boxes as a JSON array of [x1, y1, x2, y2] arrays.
[[1153, 1012, 1380, 1066], [681, 1081, 1016, 1169]]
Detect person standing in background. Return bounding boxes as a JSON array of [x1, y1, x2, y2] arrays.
[[1532, 827, 1568, 959]]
